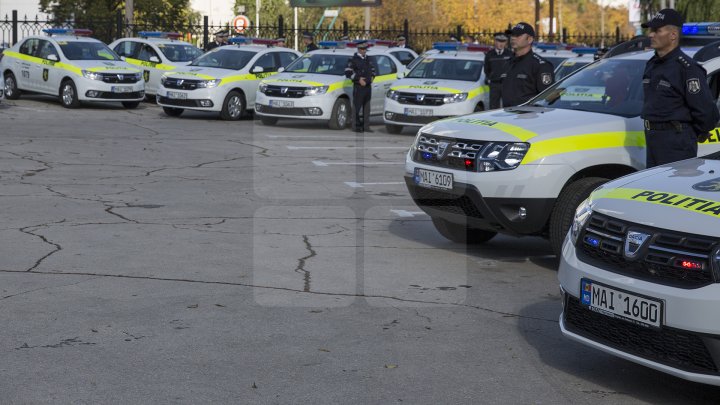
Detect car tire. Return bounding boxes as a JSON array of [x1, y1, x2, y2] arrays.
[[122, 101, 140, 109], [431, 217, 497, 244], [60, 80, 80, 108], [548, 177, 609, 256], [163, 107, 184, 117], [385, 123, 403, 134], [260, 116, 278, 126], [474, 102, 485, 112], [220, 90, 245, 121], [328, 98, 349, 130], [4, 72, 20, 100]]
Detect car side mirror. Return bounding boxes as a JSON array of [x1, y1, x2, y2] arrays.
[[47, 54, 58, 62], [119, 55, 126, 61], [252, 66, 264, 73], [278, 67, 285, 73], [149, 56, 160, 63]]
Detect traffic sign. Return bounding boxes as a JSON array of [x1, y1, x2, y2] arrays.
[[232, 15, 251, 33]]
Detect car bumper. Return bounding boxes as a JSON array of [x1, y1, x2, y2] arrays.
[[156, 86, 225, 112], [558, 238, 720, 384], [76, 79, 144, 102], [254, 92, 337, 120], [383, 98, 475, 127]]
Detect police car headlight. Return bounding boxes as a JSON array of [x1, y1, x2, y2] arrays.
[[476, 142, 529, 171], [259, 83, 268, 94], [571, 198, 592, 246], [197, 79, 221, 88], [386, 89, 400, 100], [160, 75, 168, 85], [304, 85, 328, 96], [81, 70, 102, 81], [443, 93, 468, 104], [132, 72, 142, 81]]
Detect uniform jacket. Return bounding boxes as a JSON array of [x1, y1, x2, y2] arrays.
[[484, 48, 513, 83], [501, 51, 554, 107], [345, 53, 376, 86]]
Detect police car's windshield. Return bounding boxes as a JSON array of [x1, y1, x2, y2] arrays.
[[554, 59, 592, 81], [59, 41, 120, 61], [529, 58, 646, 118], [158, 44, 204, 62], [284, 54, 351, 75], [190, 49, 256, 70], [406, 58, 483, 81]]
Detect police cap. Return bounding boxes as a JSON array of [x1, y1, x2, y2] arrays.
[[510, 22, 535, 37], [302, 31, 314, 39], [641, 8, 684, 29], [494, 32, 508, 41], [356, 40, 369, 49]]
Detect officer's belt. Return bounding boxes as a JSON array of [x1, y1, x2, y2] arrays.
[[644, 120, 687, 131]]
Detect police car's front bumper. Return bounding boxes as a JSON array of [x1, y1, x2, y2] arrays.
[[383, 98, 476, 127], [76, 78, 144, 102], [559, 236, 720, 385], [255, 92, 337, 120], [156, 86, 226, 112]]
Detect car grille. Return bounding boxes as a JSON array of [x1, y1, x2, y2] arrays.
[[396, 92, 446, 106], [409, 186, 483, 218], [95, 91, 143, 99], [263, 85, 306, 98], [101, 73, 140, 84], [578, 213, 717, 289], [162, 78, 202, 90], [386, 113, 443, 125], [564, 296, 718, 374], [412, 133, 487, 172], [255, 104, 314, 116], [157, 96, 203, 107]]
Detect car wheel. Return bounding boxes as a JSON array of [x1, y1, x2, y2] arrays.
[[431, 217, 497, 244], [220, 90, 245, 121], [4, 72, 20, 100], [549, 177, 609, 256], [60, 80, 80, 108], [385, 123, 403, 134], [122, 101, 140, 109], [163, 107, 184, 117], [474, 102, 485, 112], [328, 98, 349, 130], [260, 116, 278, 126]]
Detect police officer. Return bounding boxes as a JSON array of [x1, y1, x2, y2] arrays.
[[501, 22, 554, 107], [396, 35, 414, 52], [641, 9, 719, 168], [276, 37, 286, 48], [345, 41, 376, 132], [302, 32, 318, 52], [484, 32, 513, 109], [205, 30, 228, 51]]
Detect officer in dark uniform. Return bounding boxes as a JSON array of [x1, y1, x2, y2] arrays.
[[345, 41, 376, 132], [484, 32, 513, 109], [641, 8, 719, 168], [303, 32, 318, 52], [501, 22, 554, 107], [205, 30, 228, 51]]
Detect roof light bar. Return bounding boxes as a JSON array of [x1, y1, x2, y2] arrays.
[[432, 42, 465, 51], [535, 43, 565, 51], [466, 44, 491, 52], [318, 40, 346, 48], [681, 22, 720, 35], [572, 47, 598, 55], [138, 31, 183, 39], [228, 37, 251, 44], [43, 28, 93, 36]]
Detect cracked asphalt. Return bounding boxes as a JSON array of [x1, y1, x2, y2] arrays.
[[1, 97, 720, 404]]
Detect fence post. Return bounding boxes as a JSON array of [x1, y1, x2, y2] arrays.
[[562, 27, 567, 44], [278, 15, 284, 38], [11, 10, 18, 45], [116, 10, 123, 40], [615, 25, 620, 44], [456, 25, 462, 41], [403, 19, 408, 40], [203, 15, 209, 49], [343, 20, 348, 37]]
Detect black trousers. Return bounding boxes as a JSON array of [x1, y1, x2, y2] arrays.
[[645, 127, 698, 168], [489, 82, 503, 110], [353, 85, 371, 130]]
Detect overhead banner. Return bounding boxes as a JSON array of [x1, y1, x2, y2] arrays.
[[290, 0, 381, 6]]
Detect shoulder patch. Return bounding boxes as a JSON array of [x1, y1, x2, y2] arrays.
[[677, 55, 692, 68]]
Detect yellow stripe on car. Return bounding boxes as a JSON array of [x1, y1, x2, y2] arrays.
[[522, 131, 645, 164], [468, 85, 489, 99], [125, 57, 175, 70], [391, 84, 463, 94], [591, 188, 720, 218], [262, 78, 325, 87], [328, 79, 352, 92], [2, 50, 138, 76], [166, 71, 216, 80], [444, 117, 538, 142]]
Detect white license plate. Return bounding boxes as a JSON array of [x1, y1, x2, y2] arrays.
[[111, 86, 134, 93], [414, 168, 453, 190], [580, 279, 662, 328], [405, 108, 433, 117], [270, 100, 294, 108], [167, 91, 188, 100]]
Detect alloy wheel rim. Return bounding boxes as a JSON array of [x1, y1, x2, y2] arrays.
[[228, 96, 241, 118], [338, 103, 347, 127], [62, 84, 74, 105]]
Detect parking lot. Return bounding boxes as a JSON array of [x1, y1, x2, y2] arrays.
[[1, 97, 720, 403]]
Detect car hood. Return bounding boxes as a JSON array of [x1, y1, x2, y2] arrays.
[[422, 106, 640, 144], [260, 72, 350, 90], [589, 157, 720, 236], [71, 60, 140, 73], [390, 78, 480, 93]]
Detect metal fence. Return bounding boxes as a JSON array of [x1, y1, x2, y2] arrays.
[[0, 10, 631, 52]]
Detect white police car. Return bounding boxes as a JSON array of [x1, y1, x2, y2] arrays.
[[553, 47, 597, 81], [255, 40, 405, 129], [383, 42, 490, 134], [109, 31, 203, 96], [404, 27, 720, 255], [0, 29, 144, 108], [559, 153, 720, 385], [156, 38, 300, 120]]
